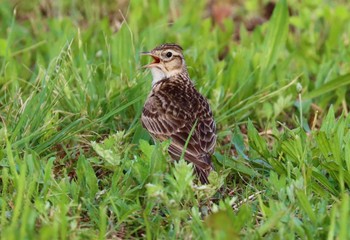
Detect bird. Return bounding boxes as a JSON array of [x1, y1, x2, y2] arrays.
[[141, 43, 216, 184]]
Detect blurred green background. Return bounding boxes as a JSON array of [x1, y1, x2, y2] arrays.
[[1, 0, 350, 239]]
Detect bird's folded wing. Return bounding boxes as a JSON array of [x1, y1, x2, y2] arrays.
[[142, 94, 216, 169]]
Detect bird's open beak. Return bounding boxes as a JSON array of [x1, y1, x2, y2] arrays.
[[141, 52, 160, 68]]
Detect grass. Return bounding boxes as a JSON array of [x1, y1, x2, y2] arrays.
[[1, 0, 350, 239]]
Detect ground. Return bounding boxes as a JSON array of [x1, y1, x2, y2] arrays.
[[1, 0, 350, 239]]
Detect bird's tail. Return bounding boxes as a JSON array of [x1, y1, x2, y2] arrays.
[[195, 154, 213, 184]]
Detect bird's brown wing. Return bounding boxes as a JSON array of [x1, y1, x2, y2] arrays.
[[141, 80, 216, 180]]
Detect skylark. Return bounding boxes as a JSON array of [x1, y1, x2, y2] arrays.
[[141, 43, 216, 184]]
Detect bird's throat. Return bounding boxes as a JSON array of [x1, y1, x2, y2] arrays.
[[150, 67, 188, 86], [151, 67, 167, 85]]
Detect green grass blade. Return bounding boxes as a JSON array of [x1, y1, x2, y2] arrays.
[[304, 73, 350, 99], [259, 0, 289, 84]]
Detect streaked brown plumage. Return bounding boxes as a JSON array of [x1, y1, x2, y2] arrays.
[[141, 43, 216, 184]]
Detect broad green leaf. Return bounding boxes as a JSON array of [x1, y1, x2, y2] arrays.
[[77, 156, 98, 198], [315, 131, 332, 160], [259, 0, 289, 84], [345, 134, 350, 171], [339, 194, 350, 240], [247, 120, 269, 158], [232, 126, 248, 160], [257, 210, 287, 236], [222, 158, 258, 177], [92, 141, 120, 166], [320, 106, 335, 135], [312, 170, 337, 195], [0, 38, 10, 57], [139, 139, 155, 161], [295, 190, 317, 224], [205, 209, 239, 239]]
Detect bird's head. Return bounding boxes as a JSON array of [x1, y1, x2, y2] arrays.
[[142, 43, 187, 84]]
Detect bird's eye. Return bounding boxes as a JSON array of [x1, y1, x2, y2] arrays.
[[166, 52, 172, 58]]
